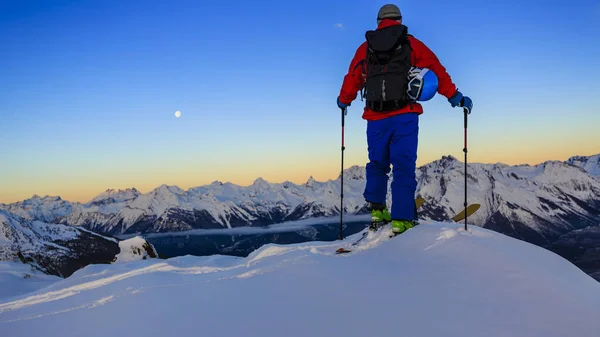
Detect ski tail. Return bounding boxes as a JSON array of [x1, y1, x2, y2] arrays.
[[451, 204, 480, 223], [415, 197, 425, 210]]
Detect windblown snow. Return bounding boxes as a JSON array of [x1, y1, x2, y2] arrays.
[[0, 221, 598, 337]]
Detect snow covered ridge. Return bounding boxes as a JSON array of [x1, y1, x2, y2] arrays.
[[0, 210, 157, 278], [567, 153, 600, 176], [0, 222, 598, 336], [0, 196, 72, 223], [416, 155, 600, 246], [1, 154, 599, 244]]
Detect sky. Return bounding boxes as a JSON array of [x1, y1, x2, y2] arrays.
[[1, 0, 599, 203]]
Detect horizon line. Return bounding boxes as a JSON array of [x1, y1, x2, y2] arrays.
[[3, 152, 598, 205]]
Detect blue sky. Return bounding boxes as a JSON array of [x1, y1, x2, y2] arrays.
[[1, 0, 600, 202]]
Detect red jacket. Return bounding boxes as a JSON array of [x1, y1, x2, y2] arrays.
[[339, 19, 458, 121]]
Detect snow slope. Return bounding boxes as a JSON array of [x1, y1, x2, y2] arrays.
[[0, 262, 61, 301], [568, 154, 600, 176], [0, 221, 598, 337]]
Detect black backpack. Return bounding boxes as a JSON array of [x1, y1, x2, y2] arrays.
[[360, 24, 413, 112]]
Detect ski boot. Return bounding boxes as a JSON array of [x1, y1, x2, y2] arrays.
[[390, 219, 419, 236], [369, 203, 391, 231]]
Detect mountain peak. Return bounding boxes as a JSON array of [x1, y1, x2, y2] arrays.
[[90, 187, 141, 205], [103, 187, 139, 194], [420, 154, 462, 173], [340, 165, 366, 181], [253, 177, 268, 185], [29, 195, 62, 202], [154, 184, 184, 195], [567, 153, 600, 176], [440, 154, 460, 164], [282, 180, 294, 189]]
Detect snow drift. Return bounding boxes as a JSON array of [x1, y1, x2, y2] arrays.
[[0, 221, 598, 337]]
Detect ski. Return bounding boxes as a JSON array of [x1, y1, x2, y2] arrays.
[[336, 203, 481, 254], [451, 203, 480, 223], [348, 197, 424, 247], [335, 198, 425, 254]]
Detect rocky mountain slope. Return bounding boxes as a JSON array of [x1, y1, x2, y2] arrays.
[[416, 156, 600, 245], [0, 210, 157, 278], [567, 154, 600, 176]]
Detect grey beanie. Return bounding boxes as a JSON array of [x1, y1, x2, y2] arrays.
[[377, 4, 402, 24]]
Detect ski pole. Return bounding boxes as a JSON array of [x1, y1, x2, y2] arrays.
[[463, 107, 468, 231], [340, 107, 347, 240]]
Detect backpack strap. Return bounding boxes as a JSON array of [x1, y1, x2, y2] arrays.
[[353, 58, 368, 101]]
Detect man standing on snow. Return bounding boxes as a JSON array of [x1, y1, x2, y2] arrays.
[[337, 4, 473, 235]]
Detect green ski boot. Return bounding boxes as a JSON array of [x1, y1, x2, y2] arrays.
[[391, 219, 419, 235], [369, 203, 391, 231]]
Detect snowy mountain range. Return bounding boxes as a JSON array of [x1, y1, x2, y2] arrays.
[[1, 154, 598, 244], [0, 152, 599, 281], [416, 154, 600, 246]]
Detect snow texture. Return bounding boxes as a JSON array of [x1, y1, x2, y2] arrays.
[[0, 221, 598, 337], [0, 262, 60, 302]]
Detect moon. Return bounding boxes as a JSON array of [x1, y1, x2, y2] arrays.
[[175, 111, 181, 118]]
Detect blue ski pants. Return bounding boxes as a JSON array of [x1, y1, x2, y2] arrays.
[[363, 112, 419, 221]]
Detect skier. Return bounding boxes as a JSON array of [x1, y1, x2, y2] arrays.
[[337, 4, 473, 235]]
